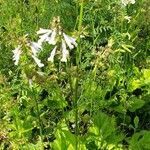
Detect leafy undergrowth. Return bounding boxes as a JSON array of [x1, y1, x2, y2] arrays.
[[0, 0, 150, 150]]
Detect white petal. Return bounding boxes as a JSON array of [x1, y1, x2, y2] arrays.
[[62, 39, 67, 53], [48, 46, 57, 62], [61, 57, 67, 62], [12, 45, 21, 55], [32, 55, 44, 68], [63, 33, 77, 49], [121, 0, 128, 6], [30, 42, 42, 56], [37, 28, 52, 35], [47, 30, 57, 45], [38, 32, 51, 45], [121, 0, 135, 6], [69, 36, 77, 47], [130, 0, 135, 4], [12, 45, 22, 65], [29, 79, 32, 87], [61, 40, 69, 62]]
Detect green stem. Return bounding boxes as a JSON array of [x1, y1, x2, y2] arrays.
[[74, 1, 84, 150], [77, 0, 84, 66], [32, 88, 44, 149], [35, 0, 39, 29], [74, 77, 79, 150]]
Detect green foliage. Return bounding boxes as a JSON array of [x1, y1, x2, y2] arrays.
[[129, 131, 150, 150], [87, 112, 123, 149], [0, 0, 150, 149]]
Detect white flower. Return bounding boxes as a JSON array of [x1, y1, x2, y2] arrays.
[[63, 33, 77, 49], [61, 40, 69, 62], [37, 28, 56, 45], [38, 33, 50, 45], [29, 79, 33, 87], [48, 46, 57, 62], [121, 0, 135, 6], [37, 28, 52, 35], [37, 28, 52, 45], [130, 0, 135, 4], [29, 42, 42, 56], [46, 30, 57, 45], [32, 55, 44, 68], [12, 45, 22, 65], [121, 0, 128, 6]]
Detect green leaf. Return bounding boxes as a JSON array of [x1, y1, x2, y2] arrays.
[[51, 122, 77, 150], [129, 131, 150, 150], [142, 69, 150, 85], [128, 79, 141, 92], [121, 44, 134, 53], [128, 97, 145, 112], [90, 112, 123, 147]]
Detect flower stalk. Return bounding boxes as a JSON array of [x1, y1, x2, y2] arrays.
[[31, 87, 44, 149], [73, 1, 84, 149]]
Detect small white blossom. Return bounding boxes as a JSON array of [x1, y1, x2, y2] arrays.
[[37, 28, 52, 45], [32, 55, 44, 68], [121, 0, 135, 6], [46, 30, 57, 45], [38, 33, 51, 45], [48, 46, 57, 62], [29, 42, 42, 56], [12, 45, 22, 65], [29, 79, 33, 87], [61, 39, 69, 62], [63, 33, 77, 50], [37, 28, 52, 35], [37, 28, 56, 45], [130, 0, 135, 4]]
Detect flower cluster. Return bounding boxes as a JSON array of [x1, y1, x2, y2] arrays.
[[121, 0, 135, 6], [36, 28, 77, 63], [12, 40, 44, 68], [12, 28, 77, 67]]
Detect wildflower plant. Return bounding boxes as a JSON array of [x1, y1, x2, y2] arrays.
[[11, 14, 79, 149], [12, 16, 78, 68], [1, 0, 150, 150]]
